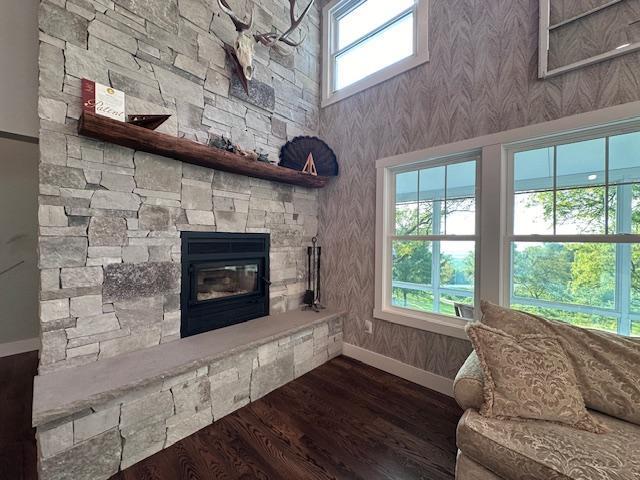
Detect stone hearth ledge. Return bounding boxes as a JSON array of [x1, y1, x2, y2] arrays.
[[33, 309, 342, 427]]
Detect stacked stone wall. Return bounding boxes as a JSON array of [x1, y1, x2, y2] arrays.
[[37, 0, 322, 373]]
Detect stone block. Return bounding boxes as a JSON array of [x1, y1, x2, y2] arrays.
[[60, 266, 103, 288], [100, 172, 135, 192], [250, 350, 294, 401], [37, 421, 73, 459], [271, 117, 287, 139], [104, 144, 134, 168], [88, 217, 127, 246], [88, 20, 137, 53], [122, 245, 149, 263], [70, 295, 103, 317], [230, 76, 275, 112], [40, 164, 87, 189], [134, 152, 183, 193], [209, 368, 250, 421], [66, 342, 100, 358], [39, 2, 88, 48], [138, 204, 178, 231], [120, 390, 174, 437], [185, 210, 215, 226], [40, 330, 67, 365], [39, 43, 65, 96], [39, 237, 88, 268], [73, 406, 120, 444], [39, 130, 67, 166], [182, 163, 214, 182], [121, 420, 166, 469], [114, 296, 164, 331], [117, 0, 178, 33], [39, 205, 68, 227], [204, 69, 229, 96], [65, 43, 109, 85], [154, 65, 204, 108], [65, 313, 120, 338], [90, 191, 141, 211], [214, 211, 247, 232], [212, 196, 234, 212], [165, 409, 212, 447], [39, 428, 121, 480], [172, 377, 211, 415], [179, 0, 213, 30], [293, 337, 313, 365], [174, 54, 208, 80], [161, 311, 181, 338], [103, 262, 180, 302], [181, 179, 212, 210], [39, 97, 67, 124], [88, 246, 122, 258], [176, 101, 204, 130], [99, 326, 161, 358]]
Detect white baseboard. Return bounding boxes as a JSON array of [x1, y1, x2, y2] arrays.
[[0, 337, 40, 358], [342, 343, 454, 397]]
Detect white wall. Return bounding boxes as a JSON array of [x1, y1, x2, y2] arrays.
[[0, 0, 40, 349], [0, 136, 39, 344], [0, 0, 39, 138]]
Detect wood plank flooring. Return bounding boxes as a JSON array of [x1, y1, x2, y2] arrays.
[[0, 352, 462, 480], [0, 351, 38, 480], [113, 357, 462, 480]]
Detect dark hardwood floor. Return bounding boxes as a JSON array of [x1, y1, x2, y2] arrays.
[[0, 350, 38, 480], [0, 352, 462, 480], [114, 357, 462, 480]]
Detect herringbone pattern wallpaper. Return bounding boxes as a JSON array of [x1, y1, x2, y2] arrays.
[[318, 0, 640, 379]]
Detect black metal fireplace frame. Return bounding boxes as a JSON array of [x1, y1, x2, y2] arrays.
[[180, 232, 270, 338]]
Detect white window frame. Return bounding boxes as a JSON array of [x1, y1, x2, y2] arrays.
[[375, 101, 640, 340], [538, 0, 640, 78], [321, 0, 429, 107]]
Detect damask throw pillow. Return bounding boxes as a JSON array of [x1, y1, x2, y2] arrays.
[[466, 322, 606, 434], [480, 301, 640, 426]]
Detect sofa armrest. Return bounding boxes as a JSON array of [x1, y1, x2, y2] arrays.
[[453, 351, 485, 411]]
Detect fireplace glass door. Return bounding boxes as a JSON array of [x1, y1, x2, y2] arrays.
[[196, 262, 259, 302]]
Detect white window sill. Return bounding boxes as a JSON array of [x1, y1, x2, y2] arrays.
[[321, 53, 429, 108], [373, 307, 469, 340]]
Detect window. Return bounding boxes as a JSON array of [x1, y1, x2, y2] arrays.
[[380, 156, 478, 332], [375, 104, 640, 339], [509, 132, 640, 336], [322, 0, 429, 106]]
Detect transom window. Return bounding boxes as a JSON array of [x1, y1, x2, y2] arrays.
[[390, 158, 478, 319], [509, 131, 640, 336], [322, 0, 429, 106]]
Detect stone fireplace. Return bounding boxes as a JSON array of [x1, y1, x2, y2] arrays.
[[33, 0, 343, 478], [180, 232, 270, 337]]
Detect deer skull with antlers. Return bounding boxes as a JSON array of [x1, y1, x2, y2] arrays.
[[217, 0, 315, 86]]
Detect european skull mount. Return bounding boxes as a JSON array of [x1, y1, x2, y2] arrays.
[[217, 0, 315, 92]]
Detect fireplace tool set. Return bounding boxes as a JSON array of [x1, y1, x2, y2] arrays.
[[304, 237, 325, 312]]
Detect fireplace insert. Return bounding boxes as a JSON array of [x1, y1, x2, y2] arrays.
[[180, 232, 270, 338]]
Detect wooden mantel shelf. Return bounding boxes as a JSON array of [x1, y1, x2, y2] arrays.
[[78, 113, 330, 189]]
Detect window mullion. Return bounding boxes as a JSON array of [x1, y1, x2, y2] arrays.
[[432, 200, 442, 313], [616, 184, 633, 335]]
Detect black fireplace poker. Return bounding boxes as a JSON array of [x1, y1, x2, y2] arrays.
[[303, 237, 325, 312]]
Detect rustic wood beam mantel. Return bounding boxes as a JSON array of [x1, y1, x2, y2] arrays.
[[78, 113, 329, 189]]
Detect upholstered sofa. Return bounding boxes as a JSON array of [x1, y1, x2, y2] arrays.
[[453, 351, 640, 480]]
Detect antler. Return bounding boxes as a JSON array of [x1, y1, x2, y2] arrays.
[[217, 0, 253, 32], [254, 0, 315, 48]]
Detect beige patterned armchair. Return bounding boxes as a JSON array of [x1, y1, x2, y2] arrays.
[[453, 351, 640, 480]]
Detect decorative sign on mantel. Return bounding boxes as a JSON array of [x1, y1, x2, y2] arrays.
[[81, 79, 125, 122]]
